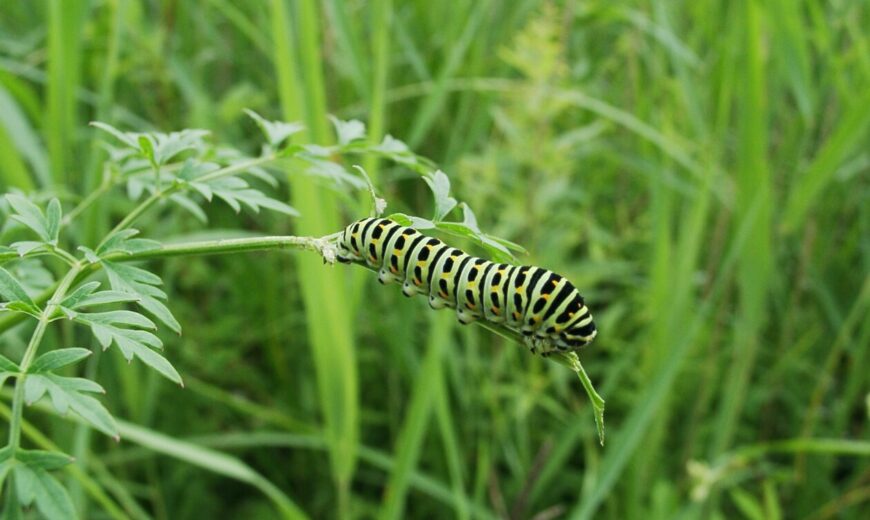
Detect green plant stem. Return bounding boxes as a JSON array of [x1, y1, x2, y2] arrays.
[[0, 234, 333, 336], [6, 263, 83, 452], [62, 175, 113, 227], [112, 235, 336, 261]]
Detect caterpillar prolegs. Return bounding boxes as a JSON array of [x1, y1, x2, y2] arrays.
[[336, 218, 597, 355]]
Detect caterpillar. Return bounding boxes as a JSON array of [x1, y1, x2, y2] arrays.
[[336, 217, 597, 355]]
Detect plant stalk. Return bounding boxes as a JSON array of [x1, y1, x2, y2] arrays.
[[7, 263, 83, 452]]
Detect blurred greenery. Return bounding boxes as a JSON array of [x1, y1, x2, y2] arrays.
[[1, 0, 869, 518]]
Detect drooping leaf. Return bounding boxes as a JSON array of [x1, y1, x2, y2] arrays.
[[29, 348, 92, 373], [13, 465, 78, 520], [73, 313, 182, 385], [24, 373, 116, 438], [5, 194, 49, 241]]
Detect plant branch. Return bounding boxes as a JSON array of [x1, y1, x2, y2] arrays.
[[6, 263, 84, 452], [111, 235, 337, 263]]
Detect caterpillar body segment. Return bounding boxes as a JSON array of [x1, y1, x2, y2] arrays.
[[336, 217, 597, 354]]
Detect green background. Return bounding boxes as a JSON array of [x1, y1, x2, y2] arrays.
[[1, 1, 868, 518]]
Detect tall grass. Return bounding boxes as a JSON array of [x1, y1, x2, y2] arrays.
[[1, 0, 868, 518]]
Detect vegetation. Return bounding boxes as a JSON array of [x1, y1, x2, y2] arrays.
[[1, 1, 868, 519]]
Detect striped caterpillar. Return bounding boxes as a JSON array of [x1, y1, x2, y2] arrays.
[[336, 218, 597, 355]]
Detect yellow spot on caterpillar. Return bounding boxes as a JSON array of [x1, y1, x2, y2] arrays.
[[368, 255, 376, 263], [394, 249, 402, 255], [491, 307, 500, 315], [439, 291, 448, 298], [541, 294, 550, 300], [414, 279, 423, 286], [390, 266, 398, 274], [467, 282, 477, 289], [491, 288, 499, 293], [552, 280, 559, 286], [512, 311, 521, 320], [466, 303, 476, 310], [417, 261, 426, 267]]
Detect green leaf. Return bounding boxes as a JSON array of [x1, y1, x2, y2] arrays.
[[5, 193, 49, 241], [0, 353, 19, 388], [0, 479, 22, 520], [329, 115, 366, 145], [151, 130, 210, 165], [13, 464, 37, 506], [0, 447, 13, 490], [0, 353, 19, 372], [138, 135, 156, 165], [90, 121, 140, 149], [1, 301, 40, 317], [77, 310, 156, 330], [23, 375, 47, 404], [0, 267, 35, 306], [96, 229, 161, 257], [10, 241, 45, 256], [122, 341, 183, 386], [422, 170, 457, 221], [244, 109, 305, 148], [206, 176, 300, 217], [59, 281, 100, 308], [73, 313, 182, 385], [77, 246, 101, 264], [44, 198, 62, 244], [169, 193, 209, 223], [16, 449, 74, 471], [387, 213, 435, 230], [302, 158, 368, 189], [67, 291, 140, 310], [13, 465, 78, 520], [30, 348, 92, 372], [24, 373, 116, 438], [102, 261, 180, 333]]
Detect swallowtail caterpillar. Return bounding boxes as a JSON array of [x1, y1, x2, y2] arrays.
[[336, 218, 597, 355]]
